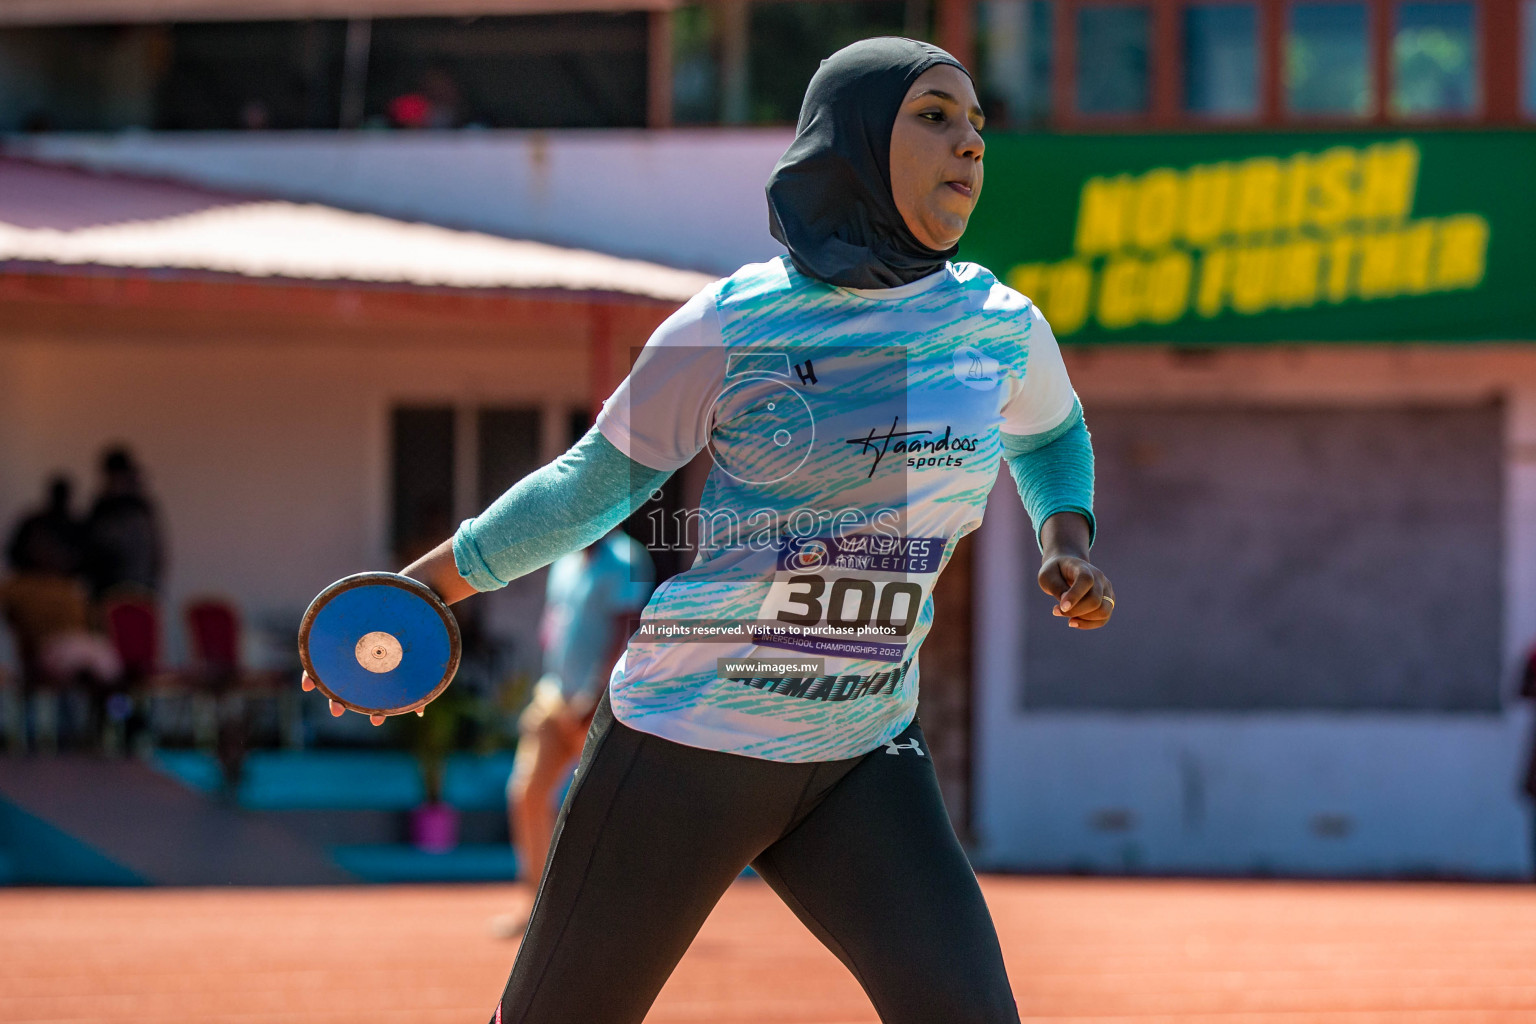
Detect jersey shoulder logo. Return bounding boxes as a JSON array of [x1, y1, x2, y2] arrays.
[[952, 344, 1001, 391]]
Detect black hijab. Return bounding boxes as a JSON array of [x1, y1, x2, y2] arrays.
[[766, 36, 971, 290]]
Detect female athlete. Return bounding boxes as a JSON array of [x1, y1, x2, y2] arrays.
[[305, 36, 1114, 1023]]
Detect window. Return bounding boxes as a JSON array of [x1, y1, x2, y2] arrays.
[[1076, 4, 1150, 115], [1392, 1, 1477, 117], [476, 409, 542, 510], [672, 4, 719, 124], [979, 0, 1054, 127], [0, 13, 649, 131], [361, 15, 649, 129], [156, 21, 347, 130], [1184, 2, 1260, 117], [0, 25, 179, 131], [391, 407, 456, 565], [1287, 2, 1372, 116], [391, 405, 545, 565], [1524, 0, 1536, 116]]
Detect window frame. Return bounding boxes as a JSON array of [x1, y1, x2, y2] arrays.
[[1047, 0, 1519, 130], [1520, 0, 1536, 118]]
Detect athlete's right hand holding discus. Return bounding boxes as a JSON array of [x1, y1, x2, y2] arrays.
[[1039, 510, 1115, 630], [300, 538, 478, 722]]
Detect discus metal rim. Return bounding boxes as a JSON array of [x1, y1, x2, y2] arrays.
[[297, 571, 462, 716]]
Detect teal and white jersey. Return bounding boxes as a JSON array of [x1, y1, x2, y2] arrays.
[[596, 255, 1076, 762]]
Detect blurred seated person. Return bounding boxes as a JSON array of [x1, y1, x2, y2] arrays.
[[85, 447, 164, 600], [494, 528, 653, 936], [0, 524, 121, 751], [7, 475, 84, 576]]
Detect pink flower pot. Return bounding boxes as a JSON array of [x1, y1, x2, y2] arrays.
[[409, 802, 459, 853]]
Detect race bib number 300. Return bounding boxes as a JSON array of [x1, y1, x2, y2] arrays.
[[753, 535, 943, 663]]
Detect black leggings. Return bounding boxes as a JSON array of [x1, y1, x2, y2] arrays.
[[490, 692, 1019, 1023]]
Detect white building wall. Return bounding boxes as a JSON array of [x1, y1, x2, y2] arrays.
[[973, 346, 1536, 878], [4, 130, 795, 276]]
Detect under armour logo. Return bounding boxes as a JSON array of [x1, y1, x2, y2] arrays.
[[884, 737, 924, 756]]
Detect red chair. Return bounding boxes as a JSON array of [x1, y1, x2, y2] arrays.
[[103, 594, 161, 683], [184, 596, 265, 788], [185, 598, 241, 689], [100, 592, 165, 754]]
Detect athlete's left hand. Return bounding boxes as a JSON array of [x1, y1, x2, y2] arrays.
[[1039, 555, 1114, 630], [1037, 511, 1114, 630]]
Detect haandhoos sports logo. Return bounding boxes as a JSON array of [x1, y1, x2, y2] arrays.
[[843, 416, 981, 477]]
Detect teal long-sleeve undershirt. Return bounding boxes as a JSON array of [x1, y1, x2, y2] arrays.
[[453, 427, 671, 593], [454, 406, 1096, 592], [1001, 399, 1097, 549]]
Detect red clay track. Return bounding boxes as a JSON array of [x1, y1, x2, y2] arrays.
[[5, 877, 1536, 1023]]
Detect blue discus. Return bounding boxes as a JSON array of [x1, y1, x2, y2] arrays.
[[298, 572, 461, 716]]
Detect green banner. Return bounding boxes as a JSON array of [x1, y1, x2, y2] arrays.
[[959, 131, 1536, 344]]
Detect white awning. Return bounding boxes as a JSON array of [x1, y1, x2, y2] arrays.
[[0, 159, 713, 301], [0, 0, 674, 26]]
